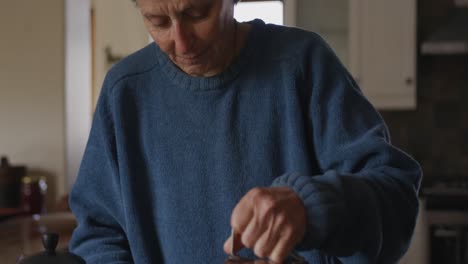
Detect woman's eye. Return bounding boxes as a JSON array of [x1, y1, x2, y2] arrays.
[[155, 20, 168, 27], [184, 10, 207, 20], [148, 17, 170, 28], [154, 22, 168, 28]]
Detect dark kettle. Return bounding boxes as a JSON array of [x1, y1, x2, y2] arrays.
[[17, 233, 85, 264]]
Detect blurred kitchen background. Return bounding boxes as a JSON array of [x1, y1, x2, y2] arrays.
[[1, 0, 467, 263]]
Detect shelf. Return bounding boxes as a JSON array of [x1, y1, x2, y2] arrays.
[[421, 41, 468, 55]]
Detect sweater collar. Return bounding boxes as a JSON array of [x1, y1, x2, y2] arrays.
[[153, 19, 264, 91]]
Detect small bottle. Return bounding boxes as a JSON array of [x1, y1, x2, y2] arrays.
[[21, 175, 47, 215]]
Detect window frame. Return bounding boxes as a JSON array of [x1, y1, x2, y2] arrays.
[[238, 0, 296, 27]]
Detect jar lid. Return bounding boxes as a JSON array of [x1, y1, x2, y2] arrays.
[[22, 175, 46, 184]]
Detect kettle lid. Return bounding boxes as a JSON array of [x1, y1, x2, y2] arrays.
[[17, 233, 85, 264]]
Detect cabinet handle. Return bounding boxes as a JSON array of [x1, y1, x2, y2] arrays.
[[405, 77, 414, 86]]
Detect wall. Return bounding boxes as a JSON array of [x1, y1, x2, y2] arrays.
[[0, 0, 158, 207], [381, 56, 468, 184], [65, 0, 92, 190], [0, 0, 65, 206]]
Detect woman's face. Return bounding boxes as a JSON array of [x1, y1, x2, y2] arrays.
[[137, 0, 235, 77]]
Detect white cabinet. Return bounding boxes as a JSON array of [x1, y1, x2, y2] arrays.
[[349, 0, 417, 110]]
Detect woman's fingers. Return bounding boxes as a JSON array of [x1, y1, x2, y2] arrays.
[[223, 231, 244, 254], [269, 226, 297, 263], [252, 220, 277, 259], [231, 188, 256, 234], [241, 214, 263, 248], [226, 186, 307, 263]]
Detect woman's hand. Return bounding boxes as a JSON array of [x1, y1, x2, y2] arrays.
[[223, 187, 307, 263]]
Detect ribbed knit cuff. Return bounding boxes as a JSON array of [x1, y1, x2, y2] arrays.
[[271, 172, 345, 251]]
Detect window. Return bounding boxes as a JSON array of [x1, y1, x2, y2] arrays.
[[234, 1, 284, 25]]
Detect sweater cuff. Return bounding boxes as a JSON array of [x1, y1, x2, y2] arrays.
[[271, 172, 345, 251]]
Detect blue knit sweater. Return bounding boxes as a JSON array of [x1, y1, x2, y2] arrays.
[[69, 20, 422, 264]]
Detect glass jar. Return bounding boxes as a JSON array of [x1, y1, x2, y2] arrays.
[[21, 175, 47, 215]]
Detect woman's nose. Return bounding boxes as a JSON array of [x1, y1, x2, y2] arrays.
[[172, 22, 192, 55]]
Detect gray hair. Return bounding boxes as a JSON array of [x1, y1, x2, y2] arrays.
[[132, 0, 241, 4]]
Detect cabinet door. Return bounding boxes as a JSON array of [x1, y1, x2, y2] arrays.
[[349, 0, 417, 110]]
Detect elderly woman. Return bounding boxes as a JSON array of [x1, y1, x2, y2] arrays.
[[69, 0, 422, 263]]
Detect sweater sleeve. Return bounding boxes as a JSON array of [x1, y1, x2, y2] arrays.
[[271, 35, 422, 263], [69, 81, 133, 263]]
